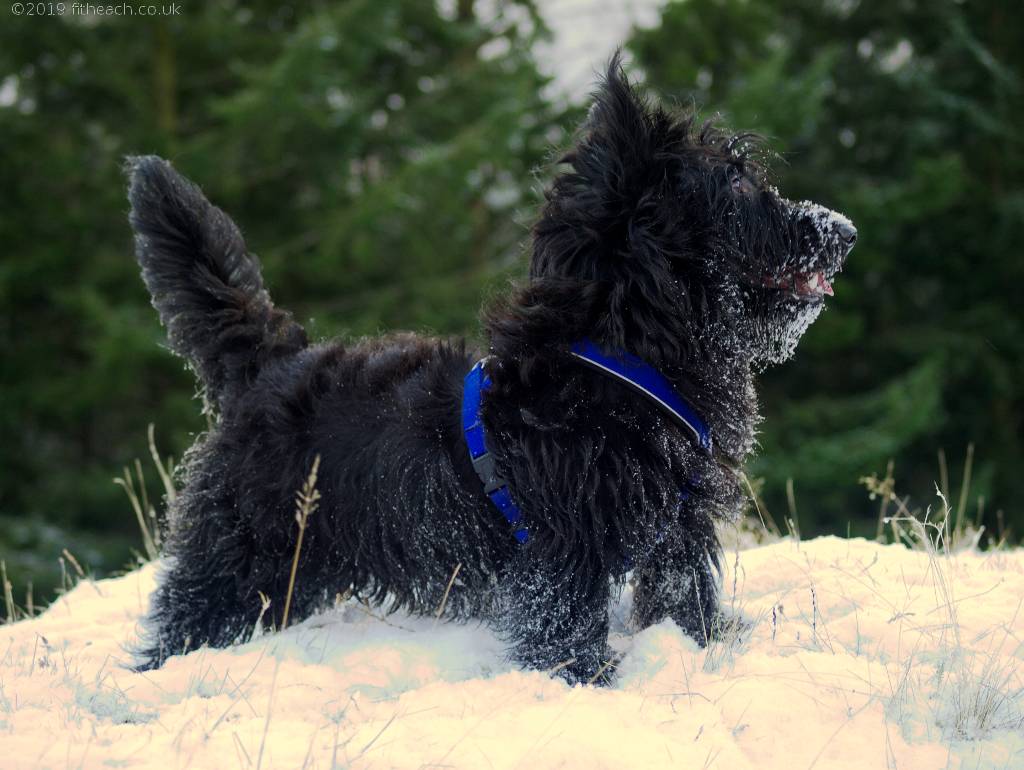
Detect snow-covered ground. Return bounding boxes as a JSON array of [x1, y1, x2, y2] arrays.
[[2, 536, 1022, 769]]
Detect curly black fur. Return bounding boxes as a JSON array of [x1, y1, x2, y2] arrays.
[[126, 57, 855, 684]]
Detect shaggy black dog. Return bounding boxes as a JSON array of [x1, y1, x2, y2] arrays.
[[126, 60, 855, 684]]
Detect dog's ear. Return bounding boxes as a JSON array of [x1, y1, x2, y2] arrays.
[[528, 56, 702, 366], [533, 55, 677, 281], [570, 53, 659, 209]]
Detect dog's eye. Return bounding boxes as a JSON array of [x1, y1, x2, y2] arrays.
[[731, 171, 754, 196]]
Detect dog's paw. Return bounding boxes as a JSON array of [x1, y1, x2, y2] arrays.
[[549, 647, 621, 687]]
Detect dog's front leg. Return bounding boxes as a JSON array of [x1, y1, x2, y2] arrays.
[[631, 529, 720, 645], [497, 554, 613, 685]]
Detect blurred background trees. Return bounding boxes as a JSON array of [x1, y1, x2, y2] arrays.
[[630, 0, 1023, 536], [1, 0, 1020, 601]]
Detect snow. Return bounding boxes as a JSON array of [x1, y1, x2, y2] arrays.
[[2, 536, 1022, 769], [536, 0, 664, 99]]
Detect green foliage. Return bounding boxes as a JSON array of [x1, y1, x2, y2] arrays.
[[0, 0, 564, 594], [630, 0, 1023, 536]]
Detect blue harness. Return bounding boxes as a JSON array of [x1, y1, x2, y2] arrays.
[[461, 339, 712, 544]]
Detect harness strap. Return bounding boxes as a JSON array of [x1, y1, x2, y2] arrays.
[[461, 359, 529, 543], [461, 341, 712, 545], [569, 339, 712, 452]]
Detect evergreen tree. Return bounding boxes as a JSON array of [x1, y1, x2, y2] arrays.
[[630, 0, 1023, 535]]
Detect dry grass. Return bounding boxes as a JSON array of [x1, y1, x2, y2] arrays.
[[2, 560, 15, 623], [114, 424, 177, 562], [735, 449, 1021, 746], [861, 476, 1024, 741], [432, 562, 463, 628], [861, 443, 990, 554], [281, 455, 322, 631]]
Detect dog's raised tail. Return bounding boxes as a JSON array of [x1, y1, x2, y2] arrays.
[[126, 155, 307, 412]]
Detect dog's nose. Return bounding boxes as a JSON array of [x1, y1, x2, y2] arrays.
[[836, 221, 857, 247]]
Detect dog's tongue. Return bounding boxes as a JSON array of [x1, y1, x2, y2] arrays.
[[796, 271, 834, 297]]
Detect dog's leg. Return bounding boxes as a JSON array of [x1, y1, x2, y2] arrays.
[[134, 560, 254, 670], [631, 530, 720, 646], [132, 495, 264, 669], [136, 548, 327, 671], [135, 545, 326, 670], [497, 556, 613, 685], [132, 472, 329, 669]]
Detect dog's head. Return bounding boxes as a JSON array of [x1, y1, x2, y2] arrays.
[[530, 58, 856, 370]]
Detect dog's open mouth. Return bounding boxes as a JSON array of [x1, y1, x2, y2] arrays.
[[762, 270, 834, 298]]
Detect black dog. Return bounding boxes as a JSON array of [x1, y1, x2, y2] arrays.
[[127, 60, 855, 684]]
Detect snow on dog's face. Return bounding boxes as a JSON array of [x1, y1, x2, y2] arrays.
[[714, 165, 857, 366], [530, 59, 855, 370]]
